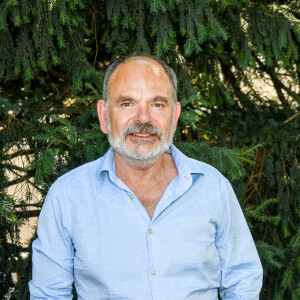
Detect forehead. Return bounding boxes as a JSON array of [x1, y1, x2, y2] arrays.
[[108, 57, 173, 96]]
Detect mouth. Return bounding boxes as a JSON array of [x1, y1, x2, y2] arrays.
[[123, 123, 162, 143], [129, 133, 156, 141], [131, 133, 154, 137]]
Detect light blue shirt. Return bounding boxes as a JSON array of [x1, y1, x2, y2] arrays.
[[29, 145, 263, 299]]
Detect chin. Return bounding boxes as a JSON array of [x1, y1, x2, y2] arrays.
[[119, 152, 162, 169], [108, 130, 171, 168]]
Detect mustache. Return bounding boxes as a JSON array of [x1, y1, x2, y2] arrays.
[[123, 123, 163, 138]]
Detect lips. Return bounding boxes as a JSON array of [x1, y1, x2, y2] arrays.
[[131, 133, 154, 137]]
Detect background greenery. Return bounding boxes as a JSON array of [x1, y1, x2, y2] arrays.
[[0, 0, 299, 299]]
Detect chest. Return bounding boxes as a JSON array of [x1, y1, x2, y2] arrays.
[[72, 198, 219, 299], [130, 181, 169, 219]]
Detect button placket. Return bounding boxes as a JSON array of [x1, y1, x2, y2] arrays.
[[147, 225, 156, 284]]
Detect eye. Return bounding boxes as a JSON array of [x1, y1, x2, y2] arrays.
[[121, 102, 133, 107], [153, 103, 164, 108]]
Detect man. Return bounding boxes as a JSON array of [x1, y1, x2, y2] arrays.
[[29, 56, 263, 299]]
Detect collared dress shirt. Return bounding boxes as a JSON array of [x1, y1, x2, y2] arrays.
[[29, 145, 263, 299]]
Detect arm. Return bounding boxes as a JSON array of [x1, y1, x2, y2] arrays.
[[29, 180, 74, 299], [216, 179, 263, 299]]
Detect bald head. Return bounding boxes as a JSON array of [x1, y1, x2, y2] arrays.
[[102, 56, 177, 105]]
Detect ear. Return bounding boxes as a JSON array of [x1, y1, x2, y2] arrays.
[[173, 101, 181, 133], [97, 100, 107, 134]]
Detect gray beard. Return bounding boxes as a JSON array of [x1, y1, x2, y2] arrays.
[[105, 109, 175, 169]]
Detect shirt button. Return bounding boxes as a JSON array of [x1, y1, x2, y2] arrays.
[[151, 270, 156, 276], [129, 194, 134, 199], [148, 228, 153, 234]]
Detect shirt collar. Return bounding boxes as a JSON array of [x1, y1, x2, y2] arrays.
[[169, 144, 204, 176], [97, 147, 116, 180], [97, 144, 204, 181]]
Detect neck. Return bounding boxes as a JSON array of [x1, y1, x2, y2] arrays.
[[114, 150, 176, 184]]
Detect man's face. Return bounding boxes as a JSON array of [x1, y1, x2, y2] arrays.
[[98, 57, 181, 168]]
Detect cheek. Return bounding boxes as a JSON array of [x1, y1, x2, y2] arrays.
[[109, 117, 129, 136], [158, 116, 173, 131]]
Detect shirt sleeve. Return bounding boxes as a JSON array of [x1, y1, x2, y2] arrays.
[[29, 180, 74, 299], [216, 179, 263, 300]]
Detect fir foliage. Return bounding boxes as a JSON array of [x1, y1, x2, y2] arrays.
[[0, 0, 299, 299]]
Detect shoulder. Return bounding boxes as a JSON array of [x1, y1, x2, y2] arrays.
[[44, 156, 106, 211], [52, 154, 107, 192], [60, 158, 101, 181]]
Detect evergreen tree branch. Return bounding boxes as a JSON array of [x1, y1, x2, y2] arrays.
[[254, 55, 290, 106], [6, 170, 35, 188], [3, 149, 35, 160]]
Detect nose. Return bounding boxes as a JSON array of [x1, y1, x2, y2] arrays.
[[135, 103, 152, 124]]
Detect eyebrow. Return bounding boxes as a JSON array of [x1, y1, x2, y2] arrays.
[[152, 96, 169, 104], [115, 96, 134, 104], [115, 95, 169, 104]]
